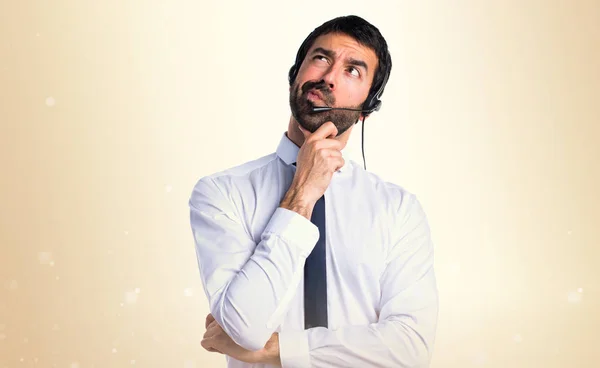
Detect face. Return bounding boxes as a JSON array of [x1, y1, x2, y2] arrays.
[[289, 32, 379, 136]]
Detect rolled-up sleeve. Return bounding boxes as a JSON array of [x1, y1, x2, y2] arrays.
[[189, 176, 319, 351]]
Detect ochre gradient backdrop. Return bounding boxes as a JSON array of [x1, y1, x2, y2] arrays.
[[1, 1, 599, 367]]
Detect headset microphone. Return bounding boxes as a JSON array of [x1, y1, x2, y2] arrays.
[[311, 106, 371, 113]]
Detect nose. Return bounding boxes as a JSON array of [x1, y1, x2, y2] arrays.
[[321, 65, 340, 91]]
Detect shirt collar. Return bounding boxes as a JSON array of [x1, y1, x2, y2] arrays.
[[276, 131, 350, 173]]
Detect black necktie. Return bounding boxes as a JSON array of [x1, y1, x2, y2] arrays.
[[293, 162, 328, 329]]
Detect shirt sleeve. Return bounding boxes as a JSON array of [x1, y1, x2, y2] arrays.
[[189, 176, 320, 351], [278, 193, 439, 368]]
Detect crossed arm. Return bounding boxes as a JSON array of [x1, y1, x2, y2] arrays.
[[189, 177, 439, 367]]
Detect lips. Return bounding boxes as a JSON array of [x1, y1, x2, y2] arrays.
[[307, 90, 324, 102]]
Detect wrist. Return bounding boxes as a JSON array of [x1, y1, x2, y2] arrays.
[[260, 333, 281, 366], [280, 188, 314, 220]]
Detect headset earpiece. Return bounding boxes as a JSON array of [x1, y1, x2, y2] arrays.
[[361, 68, 389, 115]]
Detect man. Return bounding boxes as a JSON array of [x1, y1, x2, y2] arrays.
[[189, 15, 438, 367]]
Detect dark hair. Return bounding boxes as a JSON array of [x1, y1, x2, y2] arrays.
[[288, 15, 392, 105]]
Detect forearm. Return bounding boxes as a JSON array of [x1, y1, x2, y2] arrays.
[[278, 239, 439, 368], [279, 185, 315, 221], [278, 315, 437, 368], [196, 205, 319, 351]]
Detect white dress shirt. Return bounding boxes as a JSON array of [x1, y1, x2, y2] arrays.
[[189, 132, 439, 367]]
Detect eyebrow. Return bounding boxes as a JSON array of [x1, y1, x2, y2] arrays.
[[311, 47, 369, 74]]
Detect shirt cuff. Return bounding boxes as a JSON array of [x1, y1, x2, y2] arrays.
[[278, 329, 310, 368], [263, 207, 319, 258]]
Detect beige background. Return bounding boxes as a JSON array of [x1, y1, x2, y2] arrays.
[[1, 0, 599, 367]]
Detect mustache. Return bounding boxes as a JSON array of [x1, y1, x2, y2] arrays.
[[301, 79, 330, 94], [300, 80, 335, 104]]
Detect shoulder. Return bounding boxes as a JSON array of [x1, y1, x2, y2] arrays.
[[189, 152, 279, 205], [349, 161, 427, 228], [351, 161, 419, 207]]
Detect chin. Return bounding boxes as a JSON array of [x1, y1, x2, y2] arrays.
[[297, 114, 329, 133]]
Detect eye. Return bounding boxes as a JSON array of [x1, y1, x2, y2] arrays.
[[313, 55, 329, 64], [347, 67, 360, 77]]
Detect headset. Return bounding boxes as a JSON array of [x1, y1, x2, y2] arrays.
[[287, 49, 391, 170], [288, 55, 390, 116]]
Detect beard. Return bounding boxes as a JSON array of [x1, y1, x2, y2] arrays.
[[289, 79, 363, 137]]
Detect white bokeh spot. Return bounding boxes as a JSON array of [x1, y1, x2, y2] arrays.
[[513, 334, 523, 343], [184, 288, 193, 297], [567, 290, 583, 303], [38, 252, 53, 265], [125, 290, 138, 304], [46, 97, 55, 107], [165, 185, 173, 193]]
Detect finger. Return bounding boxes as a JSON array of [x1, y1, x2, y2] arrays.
[[205, 319, 217, 330], [205, 314, 215, 329], [331, 156, 345, 172], [201, 337, 212, 351], [314, 139, 344, 152], [203, 321, 221, 339], [201, 337, 222, 354], [311, 121, 338, 141], [316, 148, 342, 161], [327, 149, 343, 159]]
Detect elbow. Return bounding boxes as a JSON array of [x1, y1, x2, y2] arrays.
[[390, 341, 431, 368], [214, 303, 274, 352], [228, 328, 271, 352], [387, 321, 434, 368], [404, 331, 433, 368], [408, 346, 431, 368]]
